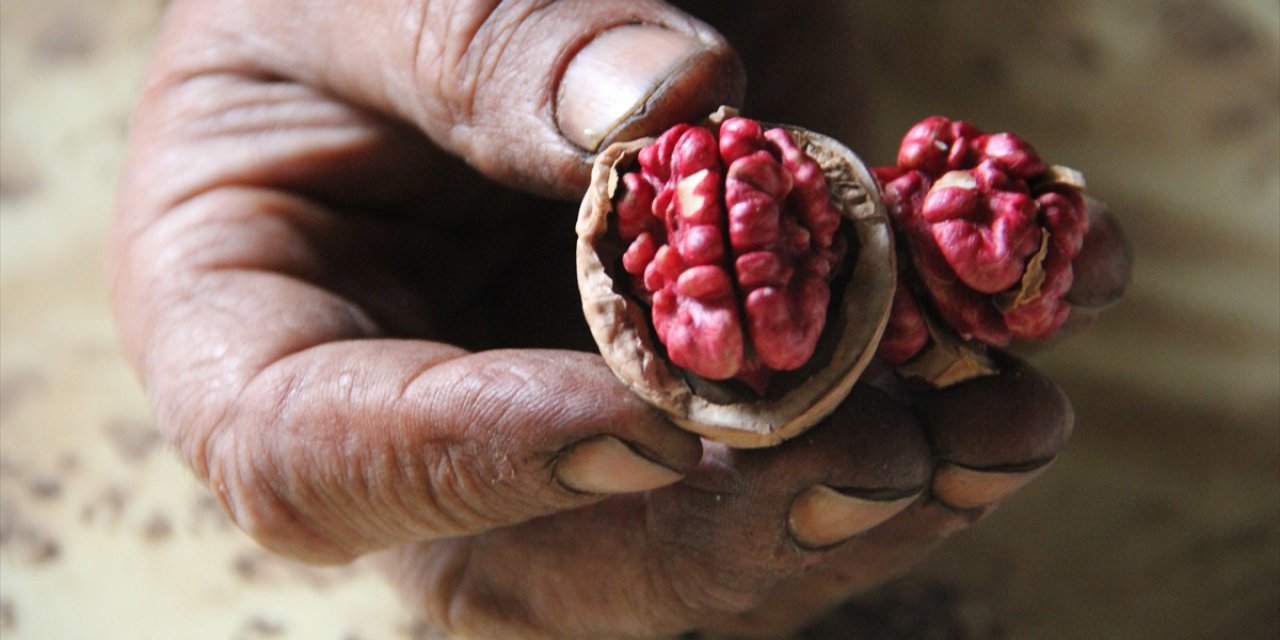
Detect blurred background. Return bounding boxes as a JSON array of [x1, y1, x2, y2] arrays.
[[1, 0, 1276, 638]]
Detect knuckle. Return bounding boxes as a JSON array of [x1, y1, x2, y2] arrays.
[[173, 366, 362, 564], [410, 439, 521, 535], [203, 422, 357, 565], [413, 0, 541, 129], [399, 397, 584, 537]]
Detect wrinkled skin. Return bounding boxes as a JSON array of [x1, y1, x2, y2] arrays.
[[109, 1, 1127, 638]]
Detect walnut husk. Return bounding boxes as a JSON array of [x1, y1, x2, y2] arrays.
[[575, 119, 895, 448]]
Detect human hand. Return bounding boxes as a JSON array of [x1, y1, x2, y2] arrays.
[[109, 1, 1128, 638]]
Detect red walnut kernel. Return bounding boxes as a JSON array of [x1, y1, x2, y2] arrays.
[[614, 117, 846, 384], [877, 281, 930, 366], [577, 109, 894, 448], [875, 117, 1091, 386]]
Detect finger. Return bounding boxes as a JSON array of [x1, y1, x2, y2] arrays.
[[914, 351, 1073, 513], [160, 0, 745, 199], [113, 187, 700, 565], [655, 386, 928, 594], [1047, 197, 1134, 338], [202, 339, 703, 565], [710, 354, 1075, 635], [780, 390, 930, 549], [662, 386, 929, 561], [1006, 197, 1132, 354], [225, 344, 701, 564], [1067, 198, 1133, 310], [385, 386, 930, 639], [788, 355, 1072, 602]]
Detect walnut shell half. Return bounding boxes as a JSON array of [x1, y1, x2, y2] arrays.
[[576, 121, 894, 448]]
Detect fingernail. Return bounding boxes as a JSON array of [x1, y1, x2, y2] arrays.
[[931, 462, 1049, 510], [556, 25, 705, 151], [555, 435, 683, 494], [787, 485, 919, 549]]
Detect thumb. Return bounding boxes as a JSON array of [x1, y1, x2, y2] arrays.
[[421, 0, 746, 197], [171, 0, 745, 199], [426, 1, 746, 197]]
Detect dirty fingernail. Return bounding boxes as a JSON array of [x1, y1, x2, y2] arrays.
[[788, 485, 919, 549], [555, 25, 705, 151], [555, 435, 683, 494], [932, 461, 1050, 510]]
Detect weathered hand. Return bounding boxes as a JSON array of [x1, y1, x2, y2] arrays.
[[109, 1, 1127, 638]]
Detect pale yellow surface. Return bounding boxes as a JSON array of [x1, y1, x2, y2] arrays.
[[2, 1, 1277, 639]]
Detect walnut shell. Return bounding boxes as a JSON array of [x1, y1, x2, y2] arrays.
[[576, 122, 895, 448]]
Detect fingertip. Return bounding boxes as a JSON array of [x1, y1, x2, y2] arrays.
[[1067, 198, 1133, 309], [913, 352, 1074, 471]]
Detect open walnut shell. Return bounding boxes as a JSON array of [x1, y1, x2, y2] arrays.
[[576, 117, 895, 448]]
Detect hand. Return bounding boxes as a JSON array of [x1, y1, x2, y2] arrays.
[[109, 1, 1127, 638]]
